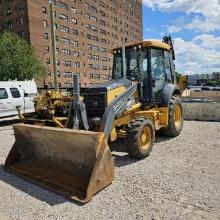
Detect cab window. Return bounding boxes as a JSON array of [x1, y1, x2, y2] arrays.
[[0, 88, 8, 99], [10, 88, 21, 98], [164, 51, 173, 83]]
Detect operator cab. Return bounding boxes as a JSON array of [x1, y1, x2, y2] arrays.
[[112, 39, 177, 104]]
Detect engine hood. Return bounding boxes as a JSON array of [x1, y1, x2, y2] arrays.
[[85, 78, 132, 93]]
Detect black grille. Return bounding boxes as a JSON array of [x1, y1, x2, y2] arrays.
[[85, 93, 106, 118]]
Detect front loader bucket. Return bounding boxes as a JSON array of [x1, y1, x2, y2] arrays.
[[4, 124, 115, 203]]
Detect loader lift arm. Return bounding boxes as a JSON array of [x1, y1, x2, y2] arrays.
[[100, 83, 138, 138]]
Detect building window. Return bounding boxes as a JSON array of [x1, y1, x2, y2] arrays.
[[91, 26, 98, 32], [45, 46, 49, 53], [7, 22, 12, 29], [58, 2, 68, 10], [100, 47, 107, 53], [89, 6, 97, 13], [57, 71, 61, 77], [63, 72, 73, 78], [73, 62, 80, 67], [60, 25, 69, 33], [47, 82, 53, 88], [71, 7, 77, 13], [62, 49, 71, 56], [102, 75, 109, 80], [46, 58, 50, 64], [91, 16, 97, 22], [42, 7, 47, 14], [64, 83, 73, 87], [72, 29, 78, 35], [100, 29, 106, 35], [64, 61, 71, 66], [101, 38, 106, 44], [43, 20, 48, 27], [101, 56, 107, 62], [93, 74, 100, 79], [44, 33, 48, 39], [72, 40, 78, 46], [6, 8, 12, 16], [71, 18, 77, 24], [85, 13, 90, 19], [100, 10, 105, 17], [99, 1, 105, 7], [18, 31, 24, 38], [61, 37, 70, 44], [60, 14, 68, 21], [100, 20, 105, 26], [91, 35, 98, 42], [18, 4, 23, 11], [72, 51, 79, 57]]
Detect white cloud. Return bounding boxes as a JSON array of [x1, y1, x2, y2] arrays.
[[192, 34, 220, 50], [143, 0, 220, 33], [174, 36, 220, 74], [142, 0, 220, 74], [167, 25, 182, 33]]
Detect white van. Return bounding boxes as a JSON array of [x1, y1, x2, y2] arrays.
[[0, 81, 37, 118]]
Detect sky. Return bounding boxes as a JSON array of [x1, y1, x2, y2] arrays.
[[142, 0, 220, 75]]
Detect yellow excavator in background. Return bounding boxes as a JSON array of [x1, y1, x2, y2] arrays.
[[17, 88, 73, 127], [5, 36, 187, 203]]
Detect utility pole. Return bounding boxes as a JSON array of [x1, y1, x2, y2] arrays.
[[122, 38, 128, 79], [49, 2, 58, 91]]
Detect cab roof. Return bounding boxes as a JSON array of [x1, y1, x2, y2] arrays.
[[111, 40, 171, 53]]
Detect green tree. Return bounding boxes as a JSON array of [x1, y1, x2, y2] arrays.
[[175, 72, 182, 83], [0, 32, 47, 81]]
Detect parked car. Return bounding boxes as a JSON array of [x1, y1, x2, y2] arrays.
[[0, 81, 37, 118]]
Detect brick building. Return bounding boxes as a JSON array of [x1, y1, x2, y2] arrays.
[[0, 0, 143, 88]]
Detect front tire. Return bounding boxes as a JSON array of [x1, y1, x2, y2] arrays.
[[159, 95, 183, 137], [126, 118, 155, 159]]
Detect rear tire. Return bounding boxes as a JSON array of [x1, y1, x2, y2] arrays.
[[159, 95, 183, 137], [126, 118, 155, 159]]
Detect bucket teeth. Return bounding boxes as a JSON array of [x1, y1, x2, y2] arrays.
[[4, 124, 115, 203]]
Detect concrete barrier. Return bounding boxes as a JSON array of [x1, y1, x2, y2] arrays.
[[183, 101, 220, 122]]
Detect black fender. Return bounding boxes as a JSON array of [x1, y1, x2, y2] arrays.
[[159, 84, 181, 107]]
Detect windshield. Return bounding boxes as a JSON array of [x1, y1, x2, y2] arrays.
[[112, 47, 148, 83]]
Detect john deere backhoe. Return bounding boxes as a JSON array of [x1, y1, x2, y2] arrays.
[[4, 36, 187, 203]]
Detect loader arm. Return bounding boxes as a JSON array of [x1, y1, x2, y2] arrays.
[[100, 83, 138, 138]]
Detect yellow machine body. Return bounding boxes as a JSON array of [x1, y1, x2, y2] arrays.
[[4, 38, 187, 203]]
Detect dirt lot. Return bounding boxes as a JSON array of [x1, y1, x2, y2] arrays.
[[0, 119, 219, 220]]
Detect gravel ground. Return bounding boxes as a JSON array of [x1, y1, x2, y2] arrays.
[[0, 119, 219, 220]]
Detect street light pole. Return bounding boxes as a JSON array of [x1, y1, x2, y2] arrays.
[[49, 2, 58, 91]]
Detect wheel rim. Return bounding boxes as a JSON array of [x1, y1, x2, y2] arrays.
[[174, 104, 182, 128], [140, 127, 152, 151]]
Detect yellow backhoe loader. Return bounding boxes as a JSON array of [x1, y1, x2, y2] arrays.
[[4, 36, 188, 203]]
